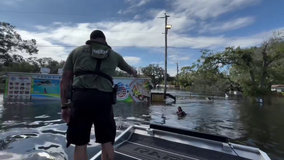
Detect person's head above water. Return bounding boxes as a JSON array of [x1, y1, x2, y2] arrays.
[[178, 106, 182, 111]]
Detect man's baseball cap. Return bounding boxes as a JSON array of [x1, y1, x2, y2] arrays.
[[90, 30, 106, 40]]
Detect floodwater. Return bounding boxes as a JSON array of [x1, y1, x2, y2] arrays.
[[0, 91, 283, 160]]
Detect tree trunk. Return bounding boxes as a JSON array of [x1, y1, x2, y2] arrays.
[[260, 44, 269, 89]]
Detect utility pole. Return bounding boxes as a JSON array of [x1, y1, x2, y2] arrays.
[[159, 13, 171, 98], [176, 62, 179, 88]]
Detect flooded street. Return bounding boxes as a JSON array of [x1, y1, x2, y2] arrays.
[[0, 92, 283, 160]]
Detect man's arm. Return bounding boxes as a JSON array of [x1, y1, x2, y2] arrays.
[[117, 54, 137, 76], [60, 51, 74, 107]]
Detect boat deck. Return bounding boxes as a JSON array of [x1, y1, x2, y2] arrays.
[[108, 133, 249, 160]]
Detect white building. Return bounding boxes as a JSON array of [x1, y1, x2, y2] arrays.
[[271, 85, 284, 92]]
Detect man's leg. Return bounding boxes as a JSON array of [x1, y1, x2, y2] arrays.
[[90, 90, 116, 160], [74, 145, 88, 160], [67, 120, 92, 160], [95, 115, 116, 160], [101, 142, 114, 160], [94, 104, 116, 160], [67, 91, 93, 160]]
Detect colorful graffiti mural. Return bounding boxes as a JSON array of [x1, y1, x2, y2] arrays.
[[3, 72, 152, 103], [114, 79, 152, 103]]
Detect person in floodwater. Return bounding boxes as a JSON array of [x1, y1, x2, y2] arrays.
[[205, 97, 211, 100], [177, 107, 187, 117], [60, 30, 137, 160], [44, 88, 47, 94]]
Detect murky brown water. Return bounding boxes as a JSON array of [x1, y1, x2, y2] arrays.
[[0, 91, 283, 160]]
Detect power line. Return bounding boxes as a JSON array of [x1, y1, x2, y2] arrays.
[[0, 9, 184, 19], [13, 26, 162, 34], [0, 9, 158, 19], [0, 10, 132, 18], [34, 45, 204, 49]]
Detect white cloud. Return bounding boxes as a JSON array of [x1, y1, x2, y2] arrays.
[[118, 0, 152, 14], [123, 56, 141, 65], [34, 25, 49, 31], [169, 54, 190, 61], [16, 20, 281, 63], [11, 0, 281, 68], [199, 17, 255, 33], [172, 0, 262, 20], [16, 30, 68, 61], [166, 67, 177, 77], [125, 0, 151, 7], [134, 15, 141, 20]]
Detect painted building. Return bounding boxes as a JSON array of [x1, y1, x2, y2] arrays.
[[3, 72, 153, 103]]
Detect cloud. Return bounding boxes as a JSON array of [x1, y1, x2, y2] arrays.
[[169, 29, 277, 50], [125, 0, 151, 7], [169, 54, 190, 61], [123, 56, 141, 65], [172, 0, 262, 20], [199, 17, 255, 33], [166, 67, 177, 77], [34, 25, 49, 31], [16, 30, 68, 61], [118, 0, 152, 14], [11, 0, 280, 68], [16, 19, 281, 63]]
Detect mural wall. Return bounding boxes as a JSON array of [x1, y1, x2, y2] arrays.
[[114, 78, 152, 103], [6, 76, 32, 100], [4, 73, 152, 103]]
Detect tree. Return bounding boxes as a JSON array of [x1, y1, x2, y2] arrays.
[[36, 57, 65, 74], [188, 30, 284, 97], [141, 64, 171, 88], [0, 22, 38, 67], [114, 68, 130, 77], [178, 66, 195, 88]]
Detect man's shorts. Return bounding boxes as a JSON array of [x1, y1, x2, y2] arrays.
[[66, 89, 116, 147]]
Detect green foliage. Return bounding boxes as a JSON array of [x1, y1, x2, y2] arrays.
[[0, 56, 65, 74], [0, 22, 38, 67], [178, 30, 284, 98], [2, 22, 283, 99], [140, 64, 172, 88], [0, 22, 66, 74], [36, 57, 65, 74]]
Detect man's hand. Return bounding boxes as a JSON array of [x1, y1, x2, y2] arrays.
[[60, 70, 73, 107], [132, 68, 138, 77], [61, 108, 70, 123]]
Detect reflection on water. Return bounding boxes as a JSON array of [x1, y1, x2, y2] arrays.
[[0, 93, 283, 160]]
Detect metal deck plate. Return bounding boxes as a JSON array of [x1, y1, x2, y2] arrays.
[[114, 133, 250, 160], [93, 133, 252, 160], [114, 151, 140, 160], [117, 141, 196, 160]]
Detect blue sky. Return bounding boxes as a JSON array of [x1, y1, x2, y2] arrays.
[[1, 0, 284, 76]]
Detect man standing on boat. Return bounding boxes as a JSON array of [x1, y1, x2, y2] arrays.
[[60, 30, 137, 160]]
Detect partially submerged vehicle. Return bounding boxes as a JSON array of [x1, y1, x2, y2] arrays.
[[90, 124, 270, 160]]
